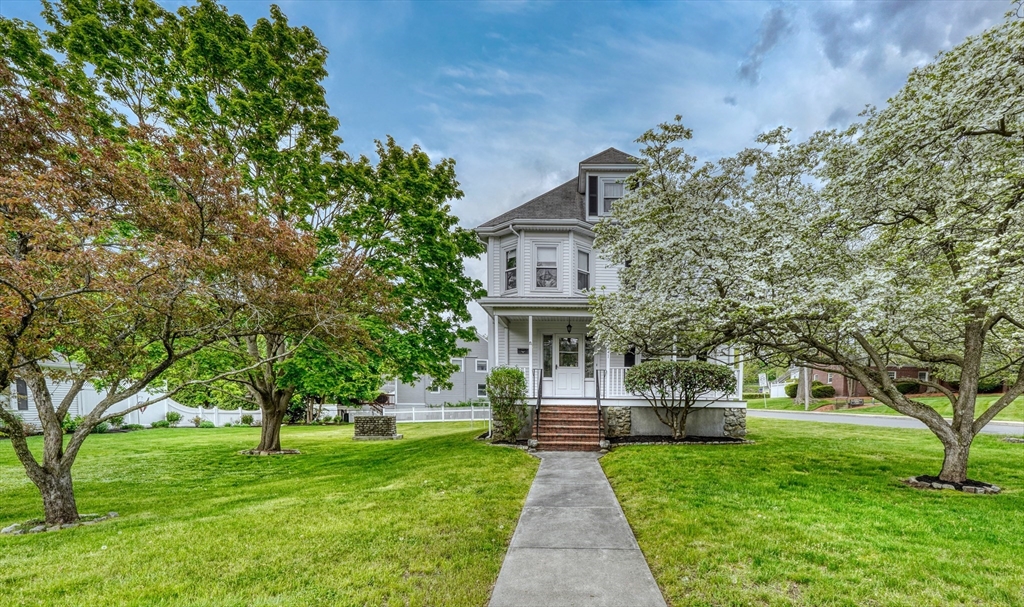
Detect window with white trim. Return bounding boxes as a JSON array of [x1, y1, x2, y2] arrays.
[[504, 248, 517, 291], [587, 176, 630, 218], [887, 371, 897, 380], [602, 180, 624, 214], [827, 373, 833, 384], [535, 245, 558, 289], [476, 359, 488, 373], [918, 371, 929, 382], [576, 249, 590, 291], [451, 358, 464, 372], [477, 384, 487, 398], [428, 384, 441, 394]]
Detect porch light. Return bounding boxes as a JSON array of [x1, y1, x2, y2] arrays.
[[566, 322, 573, 334]]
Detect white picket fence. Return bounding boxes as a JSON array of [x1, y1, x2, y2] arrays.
[[348, 403, 491, 423], [112, 400, 488, 427], [113, 399, 264, 427]]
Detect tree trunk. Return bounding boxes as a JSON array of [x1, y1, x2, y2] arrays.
[[257, 405, 284, 452], [34, 467, 80, 526], [673, 410, 686, 439], [938, 436, 972, 484]]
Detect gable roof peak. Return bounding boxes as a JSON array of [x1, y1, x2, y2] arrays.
[[579, 147, 636, 166]]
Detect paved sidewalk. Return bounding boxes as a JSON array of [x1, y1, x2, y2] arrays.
[[748, 408, 1024, 435], [489, 452, 666, 607]]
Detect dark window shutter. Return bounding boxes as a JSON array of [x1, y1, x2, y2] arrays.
[[588, 175, 598, 216], [16, 379, 28, 411]]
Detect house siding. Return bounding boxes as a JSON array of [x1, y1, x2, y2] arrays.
[[395, 337, 490, 405]]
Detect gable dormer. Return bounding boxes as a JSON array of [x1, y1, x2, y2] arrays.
[[577, 148, 637, 222]]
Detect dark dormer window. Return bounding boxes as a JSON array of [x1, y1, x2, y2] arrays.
[[587, 176, 628, 218], [588, 175, 598, 216], [505, 249, 517, 291]]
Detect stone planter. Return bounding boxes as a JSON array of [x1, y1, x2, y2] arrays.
[[353, 416, 402, 441]]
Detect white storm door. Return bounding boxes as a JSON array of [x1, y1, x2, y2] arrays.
[[554, 335, 583, 397]]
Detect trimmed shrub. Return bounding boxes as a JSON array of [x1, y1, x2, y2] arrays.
[[784, 382, 798, 398], [811, 384, 837, 398], [62, 415, 83, 434], [624, 360, 737, 438], [92, 422, 110, 434], [123, 424, 145, 431], [199, 420, 215, 428], [151, 420, 170, 428], [895, 381, 919, 395], [978, 377, 1004, 393], [486, 366, 528, 442], [240, 414, 254, 426], [189, 415, 203, 428], [165, 411, 182, 426], [109, 415, 125, 428], [742, 392, 770, 400]]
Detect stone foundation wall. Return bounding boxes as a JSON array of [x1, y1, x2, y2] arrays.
[[722, 408, 746, 438], [603, 406, 631, 438], [355, 416, 397, 437], [492, 407, 534, 441]]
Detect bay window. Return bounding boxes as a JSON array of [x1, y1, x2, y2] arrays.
[[577, 249, 590, 291], [504, 248, 517, 291], [535, 246, 558, 288]]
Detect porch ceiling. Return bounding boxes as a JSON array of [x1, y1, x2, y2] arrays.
[[500, 315, 593, 322]]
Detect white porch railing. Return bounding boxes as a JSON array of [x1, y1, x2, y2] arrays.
[[501, 366, 745, 401], [516, 367, 540, 398], [602, 367, 744, 401], [349, 404, 491, 423]]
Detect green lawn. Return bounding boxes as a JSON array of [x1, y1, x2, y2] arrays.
[[602, 419, 1024, 607], [0, 423, 538, 607], [751, 394, 1024, 422], [839, 395, 1024, 422]]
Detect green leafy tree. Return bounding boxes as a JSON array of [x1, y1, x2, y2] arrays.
[[595, 14, 1024, 483], [0, 54, 316, 524]]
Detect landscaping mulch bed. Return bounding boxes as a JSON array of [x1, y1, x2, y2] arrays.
[[1, 512, 118, 535], [476, 432, 530, 449], [610, 435, 753, 446], [904, 475, 1001, 494], [239, 449, 301, 456]]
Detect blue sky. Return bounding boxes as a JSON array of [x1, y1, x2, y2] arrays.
[[0, 0, 1011, 331]]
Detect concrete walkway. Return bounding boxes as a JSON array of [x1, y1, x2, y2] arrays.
[[489, 452, 666, 607], [748, 408, 1024, 435]]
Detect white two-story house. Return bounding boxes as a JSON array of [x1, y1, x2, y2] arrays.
[[476, 148, 746, 441]]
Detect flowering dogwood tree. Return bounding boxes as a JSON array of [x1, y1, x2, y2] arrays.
[[594, 15, 1024, 484]]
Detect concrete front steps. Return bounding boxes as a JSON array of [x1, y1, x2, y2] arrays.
[[536, 405, 602, 451]]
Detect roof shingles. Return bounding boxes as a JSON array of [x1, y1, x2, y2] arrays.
[[477, 148, 635, 230]]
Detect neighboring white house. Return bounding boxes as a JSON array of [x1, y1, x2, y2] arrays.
[[393, 335, 490, 406], [3, 359, 261, 429], [475, 148, 746, 437]]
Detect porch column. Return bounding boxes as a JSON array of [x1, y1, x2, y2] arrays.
[[493, 313, 501, 367], [527, 315, 534, 396]]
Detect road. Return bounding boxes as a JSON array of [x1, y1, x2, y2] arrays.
[[748, 408, 1024, 436]]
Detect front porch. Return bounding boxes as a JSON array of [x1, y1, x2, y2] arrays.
[[486, 310, 744, 404]]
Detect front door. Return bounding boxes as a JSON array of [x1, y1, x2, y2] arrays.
[[554, 335, 583, 397]]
